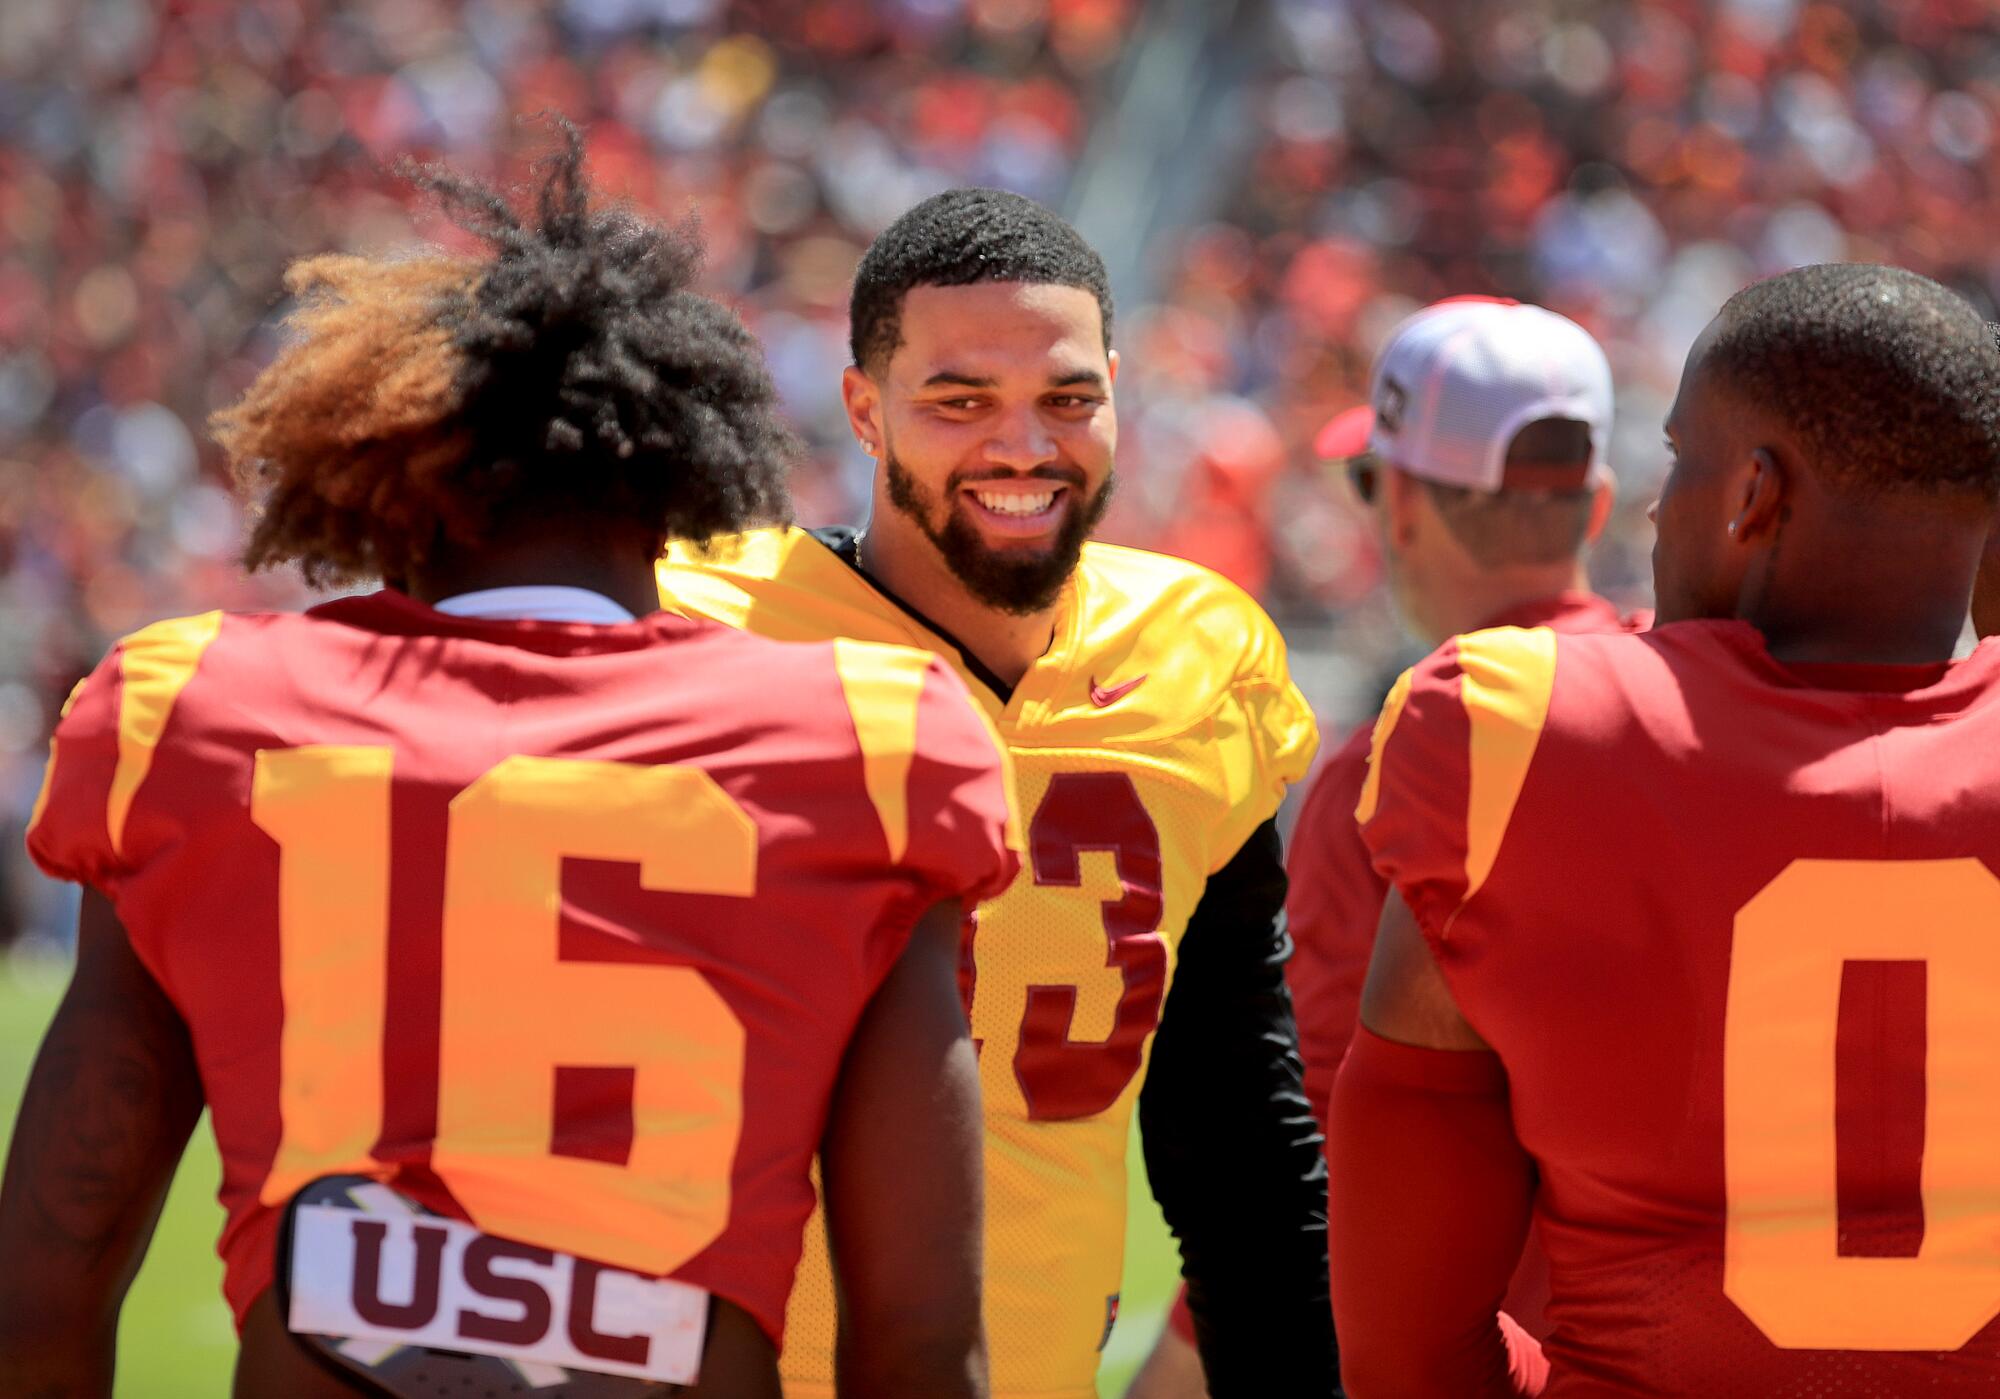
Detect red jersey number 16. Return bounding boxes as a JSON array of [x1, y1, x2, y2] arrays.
[[250, 746, 753, 1279]]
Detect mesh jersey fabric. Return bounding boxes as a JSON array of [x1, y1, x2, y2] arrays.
[[658, 527, 1317, 1397]]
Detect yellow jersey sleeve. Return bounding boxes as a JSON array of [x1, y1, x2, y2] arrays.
[[1203, 586, 1319, 871]]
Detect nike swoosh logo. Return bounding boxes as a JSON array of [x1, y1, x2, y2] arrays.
[[1089, 674, 1148, 708]]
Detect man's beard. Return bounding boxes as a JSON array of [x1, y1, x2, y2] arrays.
[[884, 450, 1114, 616]]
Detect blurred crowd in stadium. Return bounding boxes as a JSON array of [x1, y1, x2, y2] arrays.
[[5, 0, 1999, 944]]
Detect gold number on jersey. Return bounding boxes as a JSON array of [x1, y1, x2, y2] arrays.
[[1725, 858, 2000, 1350], [252, 746, 394, 1205], [252, 747, 756, 1276]]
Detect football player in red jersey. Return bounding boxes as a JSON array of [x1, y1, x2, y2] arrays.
[[0, 126, 1017, 1399], [1133, 296, 1640, 1398], [1330, 261, 2000, 1397]]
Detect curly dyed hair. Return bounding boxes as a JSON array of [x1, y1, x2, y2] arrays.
[[848, 187, 1113, 374], [212, 119, 798, 586]]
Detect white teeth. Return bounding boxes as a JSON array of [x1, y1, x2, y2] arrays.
[[974, 490, 1058, 516]]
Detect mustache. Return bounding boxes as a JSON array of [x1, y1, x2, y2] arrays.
[[946, 465, 1088, 491]]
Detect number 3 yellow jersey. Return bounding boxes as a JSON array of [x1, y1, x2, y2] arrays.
[[658, 527, 1317, 1398]]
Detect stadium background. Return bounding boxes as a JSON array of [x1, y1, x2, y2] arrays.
[[3, 0, 1998, 1391]]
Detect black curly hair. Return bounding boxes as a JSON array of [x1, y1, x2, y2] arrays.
[[848, 187, 1113, 374], [213, 118, 798, 586], [1705, 263, 2000, 500]]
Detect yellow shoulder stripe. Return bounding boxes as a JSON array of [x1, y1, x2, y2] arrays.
[[655, 531, 780, 630], [24, 749, 57, 843], [833, 639, 934, 864], [23, 678, 90, 843], [1458, 627, 1558, 904], [1354, 665, 1416, 827], [109, 611, 224, 856]]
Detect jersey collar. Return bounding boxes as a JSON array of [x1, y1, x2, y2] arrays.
[[808, 525, 1083, 713], [432, 586, 638, 625], [1478, 590, 1628, 635]]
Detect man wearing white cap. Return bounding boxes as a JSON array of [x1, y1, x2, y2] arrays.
[[1129, 296, 1640, 1399]]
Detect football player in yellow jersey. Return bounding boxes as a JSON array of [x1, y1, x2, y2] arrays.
[[658, 189, 1337, 1398]]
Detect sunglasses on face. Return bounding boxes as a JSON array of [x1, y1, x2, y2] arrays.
[[1346, 453, 1381, 506]]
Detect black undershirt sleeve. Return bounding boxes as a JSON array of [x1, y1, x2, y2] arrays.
[[1137, 816, 1341, 1396]]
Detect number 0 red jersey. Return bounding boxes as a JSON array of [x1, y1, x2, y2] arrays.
[[1360, 619, 2000, 1395], [27, 590, 1018, 1344]]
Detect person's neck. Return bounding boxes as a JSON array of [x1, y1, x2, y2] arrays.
[[1424, 561, 1591, 645], [1747, 589, 1969, 667], [858, 518, 1060, 690], [406, 532, 662, 620], [1740, 523, 1975, 666]]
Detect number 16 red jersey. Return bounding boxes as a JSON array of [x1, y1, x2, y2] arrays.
[[26, 589, 1018, 1345], [1361, 619, 2000, 1395]]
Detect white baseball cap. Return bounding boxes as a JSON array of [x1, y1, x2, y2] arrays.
[[1316, 296, 1613, 492]]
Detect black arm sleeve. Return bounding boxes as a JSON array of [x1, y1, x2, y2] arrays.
[[1137, 816, 1341, 1396]]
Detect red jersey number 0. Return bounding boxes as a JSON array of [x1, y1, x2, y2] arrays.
[[1725, 858, 2000, 1352]]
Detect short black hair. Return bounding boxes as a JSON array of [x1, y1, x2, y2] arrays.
[[217, 118, 797, 585], [849, 188, 1113, 373], [1705, 263, 2000, 500]]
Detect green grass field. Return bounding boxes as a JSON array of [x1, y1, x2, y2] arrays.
[[0, 951, 1177, 1397]]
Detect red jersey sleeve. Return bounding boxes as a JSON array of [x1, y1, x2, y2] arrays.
[[832, 639, 1020, 913], [26, 612, 227, 893], [902, 654, 1022, 907], [26, 659, 126, 890], [1283, 722, 1383, 1126], [1357, 627, 1559, 952], [1329, 1026, 1541, 1399]]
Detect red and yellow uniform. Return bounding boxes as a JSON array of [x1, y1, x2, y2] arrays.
[[1287, 592, 1643, 1125], [26, 590, 1016, 1345], [1350, 618, 2000, 1394], [1160, 592, 1643, 1350], [658, 526, 1317, 1399]]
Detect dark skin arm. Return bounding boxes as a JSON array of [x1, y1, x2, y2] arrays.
[[1358, 888, 1491, 1052], [823, 899, 988, 1399], [0, 889, 204, 1398]]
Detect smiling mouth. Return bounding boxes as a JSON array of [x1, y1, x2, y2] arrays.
[[960, 482, 1071, 536], [974, 487, 1059, 515]]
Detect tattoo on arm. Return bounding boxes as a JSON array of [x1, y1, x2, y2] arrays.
[[14, 989, 195, 1258]]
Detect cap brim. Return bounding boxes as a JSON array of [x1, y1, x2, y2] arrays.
[[1314, 405, 1374, 460]]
